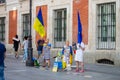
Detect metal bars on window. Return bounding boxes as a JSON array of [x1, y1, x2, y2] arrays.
[[0, 17, 5, 42], [22, 14, 30, 38], [54, 9, 67, 48], [0, 0, 5, 4], [97, 2, 116, 50]]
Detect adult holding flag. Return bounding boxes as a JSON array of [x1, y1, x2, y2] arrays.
[[74, 12, 85, 73], [33, 8, 45, 38]]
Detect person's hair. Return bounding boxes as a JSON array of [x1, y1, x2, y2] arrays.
[[15, 35, 18, 38], [24, 36, 28, 40], [66, 40, 69, 43]]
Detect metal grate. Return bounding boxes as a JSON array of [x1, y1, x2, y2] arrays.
[[97, 59, 114, 65], [0, 0, 5, 4], [22, 14, 30, 39], [0, 17, 5, 42], [97, 2, 116, 50], [54, 9, 67, 48]]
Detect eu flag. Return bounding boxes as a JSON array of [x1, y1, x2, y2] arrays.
[[77, 12, 82, 43], [33, 8, 45, 37]]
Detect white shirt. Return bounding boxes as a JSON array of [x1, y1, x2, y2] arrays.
[[77, 42, 85, 50], [23, 40, 28, 50]]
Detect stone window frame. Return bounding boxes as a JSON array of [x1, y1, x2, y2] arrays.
[[96, 2, 116, 50], [53, 8, 67, 48]]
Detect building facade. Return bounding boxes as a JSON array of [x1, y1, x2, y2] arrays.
[[0, 0, 120, 66], [88, 0, 120, 66]]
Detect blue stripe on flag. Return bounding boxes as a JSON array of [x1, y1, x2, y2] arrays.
[[77, 12, 82, 43]]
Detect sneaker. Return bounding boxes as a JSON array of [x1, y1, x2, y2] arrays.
[[22, 60, 26, 63], [80, 70, 84, 73]]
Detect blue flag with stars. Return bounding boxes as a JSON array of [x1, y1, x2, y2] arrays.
[[77, 11, 82, 43]]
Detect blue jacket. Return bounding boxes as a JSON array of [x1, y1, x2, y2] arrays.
[[0, 42, 6, 67]]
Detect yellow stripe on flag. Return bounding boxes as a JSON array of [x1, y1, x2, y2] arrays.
[[33, 18, 45, 37]]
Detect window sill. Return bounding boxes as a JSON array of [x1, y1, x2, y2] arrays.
[[0, 3, 5, 6], [19, 0, 27, 2]]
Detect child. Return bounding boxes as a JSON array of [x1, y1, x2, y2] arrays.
[[75, 42, 85, 72], [62, 41, 73, 70], [42, 39, 51, 68], [22, 36, 28, 62], [37, 39, 44, 60]]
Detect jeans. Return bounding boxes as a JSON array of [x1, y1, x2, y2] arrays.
[[23, 49, 28, 61], [0, 66, 5, 80]]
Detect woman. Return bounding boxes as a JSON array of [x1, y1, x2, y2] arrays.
[[13, 35, 20, 58], [42, 39, 51, 68], [75, 42, 85, 73], [62, 41, 73, 69]]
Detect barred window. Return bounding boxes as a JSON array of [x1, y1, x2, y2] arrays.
[[0, 17, 5, 42], [0, 0, 5, 3], [97, 2, 116, 50], [22, 14, 30, 38], [54, 9, 67, 48]]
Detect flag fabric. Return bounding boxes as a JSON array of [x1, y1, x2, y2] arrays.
[[33, 8, 45, 37], [77, 12, 82, 43]]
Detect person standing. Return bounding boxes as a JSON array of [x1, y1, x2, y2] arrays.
[[42, 39, 51, 68], [62, 41, 73, 70], [37, 39, 44, 60], [75, 42, 85, 73], [0, 42, 6, 80], [13, 35, 20, 58], [22, 36, 28, 62]]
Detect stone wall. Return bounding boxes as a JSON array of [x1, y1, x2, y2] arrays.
[[84, 51, 120, 66]]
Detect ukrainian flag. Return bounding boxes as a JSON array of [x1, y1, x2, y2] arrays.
[[33, 8, 45, 37]]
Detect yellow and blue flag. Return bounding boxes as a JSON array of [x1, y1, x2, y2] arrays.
[[77, 12, 82, 43], [33, 8, 45, 37]]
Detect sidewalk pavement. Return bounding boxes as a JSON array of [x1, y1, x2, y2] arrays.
[[4, 54, 120, 80]]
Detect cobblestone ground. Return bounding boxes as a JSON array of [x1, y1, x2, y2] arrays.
[[4, 54, 120, 80]]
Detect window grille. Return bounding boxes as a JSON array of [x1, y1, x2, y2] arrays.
[[0, 0, 5, 4], [97, 59, 114, 65], [97, 2, 116, 50], [54, 9, 67, 48], [22, 14, 30, 39], [0, 17, 5, 42]]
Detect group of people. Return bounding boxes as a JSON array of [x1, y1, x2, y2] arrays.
[[0, 35, 85, 80], [12, 35, 28, 62], [12, 35, 52, 67], [36, 39, 85, 73], [12, 34, 85, 72], [36, 38, 51, 68], [62, 41, 85, 72]]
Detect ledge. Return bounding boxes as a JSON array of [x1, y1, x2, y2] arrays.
[[19, 0, 27, 2], [0, 3, 5, 6]]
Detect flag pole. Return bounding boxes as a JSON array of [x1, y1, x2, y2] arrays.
[[26, 0, 34, 66]]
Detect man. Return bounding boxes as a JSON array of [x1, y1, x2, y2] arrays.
[[37, 39, 44, 59], [0, 42, 6, 80]]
